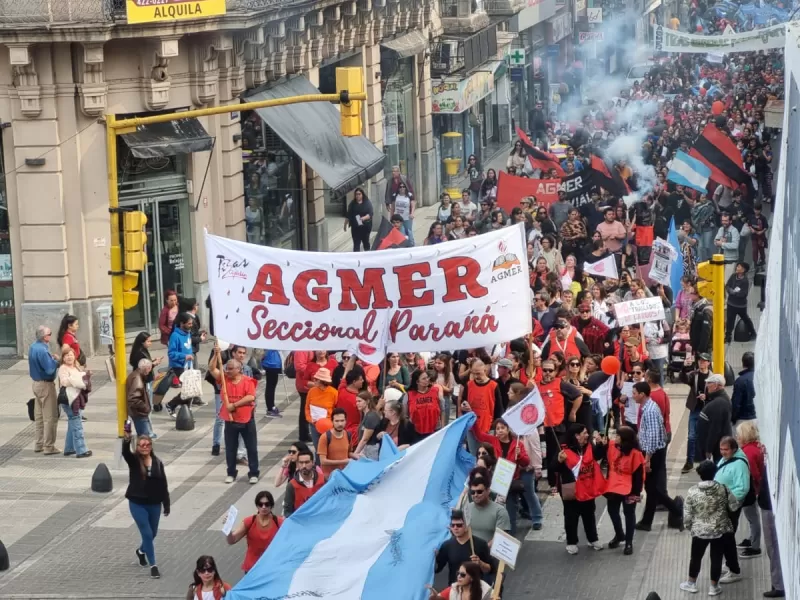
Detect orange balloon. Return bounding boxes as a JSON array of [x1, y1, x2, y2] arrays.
[[314, 418, 333, 434], [712, 101, 724, 116], [601, 356, 621, 376]]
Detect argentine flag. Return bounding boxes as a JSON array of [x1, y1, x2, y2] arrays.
[[227, 413, 476, 600], [667, 150, 711, 193]]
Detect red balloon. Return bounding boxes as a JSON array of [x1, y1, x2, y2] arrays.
[[699, 87, 707, 97], [315, 418, 333, 434], [601, 356, 621, 376], [712, 101, 724, 116]]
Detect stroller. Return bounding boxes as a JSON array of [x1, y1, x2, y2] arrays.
[[666, 337, 693, 383]]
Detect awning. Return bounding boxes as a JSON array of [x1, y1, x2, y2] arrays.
[[644, 0, 662, 15], [381, 30, 428, 58], [245, 77, 385, 197], [121, 117, 214, 159]]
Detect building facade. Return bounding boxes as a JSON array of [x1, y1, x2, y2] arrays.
[[0, 0, 448, 356]]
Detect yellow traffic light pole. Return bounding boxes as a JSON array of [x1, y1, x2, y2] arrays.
[[106, 69, 366, 437], [696, 253, 726, 377]]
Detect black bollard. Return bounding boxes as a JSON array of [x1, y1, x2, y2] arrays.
[[175, 404, 195, 431], [91, 463, 113, 493]]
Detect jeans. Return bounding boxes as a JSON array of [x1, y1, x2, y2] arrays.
[[506, 471, 543, 533], [650, 357, 667, 386], [64, 410, 88, 455], [606, 493, 637, 546], [132, 416, 154, 438], [224, 419, 259, 478], [563, 499, 598, 545], [129, 500, 161, 566], [214, 393, 246, 456], [689, 536, 724, 582], [687, 409, 700, 463], [698, 230, 715, 263], [742, 502, 761, 549], [403, 219, 415, 245]]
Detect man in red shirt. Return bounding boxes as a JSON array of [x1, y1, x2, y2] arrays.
[[646, 369, 671, 444], [210, 345, 259, 484], [336, 368, 363, 442]]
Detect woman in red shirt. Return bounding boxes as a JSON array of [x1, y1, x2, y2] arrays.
[[57, 315, 83, 365], [406, 370, 442, 438], [303, 351, 339, 390], [604, 426, 645, 555], [225, 490, 284, 573]]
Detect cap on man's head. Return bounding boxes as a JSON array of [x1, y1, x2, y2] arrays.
[[697, 353, 712, 362], [497, 358, 514, 369], [706, 373, 725, 386]]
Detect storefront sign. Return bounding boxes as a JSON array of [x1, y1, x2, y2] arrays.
[[510, 67, 525, 81], [125, 0, 226, 24], [548, 12, 573, 44], [431, 69, 496, 113], [575, 0, 587, 14], [587, 7, 602, 22], [517, 0, 557, 31], [546, 44, 560, 57], [614, 297, 667, 327], [653, 23, 786, 53], [579, 31, 605, 42], [204, 226, 532, 353], [509, 48, 526, 66]]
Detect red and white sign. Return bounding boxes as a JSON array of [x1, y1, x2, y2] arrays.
[[205, 225, 532, 354], [502, 386, 546, 435], [579, 31, 605, 43], [495, 171, 560, 213], [614, 296, 666, 327], [583, 255, 618, 280]]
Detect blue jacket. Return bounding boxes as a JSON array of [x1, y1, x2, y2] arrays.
[[730, 368, 756, 423], [715, 449, 751, 504], [167, 328, 193, 369], [261, 350, 282, 370], [29, 341, 58, 381]]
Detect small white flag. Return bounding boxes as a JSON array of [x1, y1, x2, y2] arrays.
[[502, 386, 546, 436], [583, 255, 618, 280], [590, 375, 615, 417]]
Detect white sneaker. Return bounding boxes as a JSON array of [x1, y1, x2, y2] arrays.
[[249, 476, 259, 484], [680, 581, 699, 593], [719, 572, 742, 584], [566, 544, 579, 555], [224, 475, 235, 484], [708, 584, 722, 596], [588, 540, 604, 551]]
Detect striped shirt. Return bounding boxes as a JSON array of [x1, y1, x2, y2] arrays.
[[638, 398, 667, 456]]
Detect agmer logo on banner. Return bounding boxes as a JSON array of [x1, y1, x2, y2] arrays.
[[204, 224, 532, 353]]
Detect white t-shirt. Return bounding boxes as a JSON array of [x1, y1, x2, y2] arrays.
[[202, 591, 215, 600], [394, 194, 412, 219], [459, 200, 478, 219]]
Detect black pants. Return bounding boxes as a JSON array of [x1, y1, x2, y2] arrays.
[[563, 499, 598, 545], [544, 426, 562, 487], [224, 419, 259, 478], [575, 403, 594, 435], [263, 368, 280, 411], [606, 493, 637, 546], [298, 392, 311, 442], [640, 447, 681, 526], [722, 508, 742, 574], [725, 305, 756, 339], [351, 226, 371, 252], [689, 537, 725, 581]]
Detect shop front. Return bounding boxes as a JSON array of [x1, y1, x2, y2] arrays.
[[431, 62, 501, 195], [0, 136, 15, 351]]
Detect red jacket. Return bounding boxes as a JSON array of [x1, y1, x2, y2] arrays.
[[571, 316, 609, 355], [741, 441, 765, 492], [560, 444, 607, 501], [472, 428, 530, 479]]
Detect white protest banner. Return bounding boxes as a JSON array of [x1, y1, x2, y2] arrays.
[[584, 255, 618, 280], [614, 297, 666, 327], [502, 386, 545, 436], [590, 375, 614, 416], [650, 247, 672, 286], [490, 458, 517, 498], [205, 224, 531, 353], [490, 529, 522, 569], [653, 23, 786, 54]]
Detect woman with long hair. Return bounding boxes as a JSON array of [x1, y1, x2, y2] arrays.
[[406, 369, 443, 439], [186, 555, 230, 599], [158, 290, 179, 345], [122, 430, 170, 579], [604, 426, 645, 555], [560, 208, 588, 263], [378, 352, 410, 395], [437, 192, 453, 223], [344, 187, 373, 252], [225, 490, 285, 573], [353, 391, 382, 459], [424, 221, 446, 245], [530, 256, 550, 293], [429, 561, 491, 600], [539, 235, 563, 272], [479, 168, 498, 203], [507, 140, 527, 171], [554, 423, 606, 555], [536, 207, 558, 238], [59, 346, 91, 458], [432, 354, 455, 427], [563, 356, 595, 434], [57, 314, 84, 366]]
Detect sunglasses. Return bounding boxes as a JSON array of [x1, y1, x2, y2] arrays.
[[632, 370, 643, 375], [457, 572, 468, 579], [450, 522, 465, 528], [477, 451, 489, 457], [138, 443, 152, 448], [542, 368, 555, 373], [198, 567, 215, 574], [288, 449, 298, 454], [569, 362, 580, 367], [257, 502, 273, 508], [470, 489, 486, 496]]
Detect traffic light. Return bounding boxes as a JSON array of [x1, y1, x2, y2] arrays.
[[696, 255, 724, 300], [123, 211, 148, 272], [336, 67, 363, 137], [122, 272, 140, 310]]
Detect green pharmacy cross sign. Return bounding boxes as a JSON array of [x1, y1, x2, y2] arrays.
[[509, 49, 526, 66]]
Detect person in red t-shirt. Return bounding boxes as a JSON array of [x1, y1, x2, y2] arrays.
[[210, 345, 259, 485], [225, 490, 284, 573], [646, 369, 671, 442], [407, 370, 442, 438], [336, 367, 364, 443]]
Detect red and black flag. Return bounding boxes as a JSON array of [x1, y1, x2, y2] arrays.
[[371, 216, 412, 250], [516, 127, 565, 177], [589, 154, 631, 198], [689, 123, 754, 196]]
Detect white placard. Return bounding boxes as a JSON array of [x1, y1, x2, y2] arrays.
[[490, 529, 522, 569], [205, 225, 531, 353], [490, 458, 517, 498], [221, 505, 238, 536], [587, 7, 602, 22], [501, 387, 545, 436], [614, 297, 666, 326], [309, 405, 328, 423]]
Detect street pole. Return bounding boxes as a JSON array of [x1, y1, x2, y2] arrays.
[[106, 84, 367, 436], [711, 253, 725, 376]]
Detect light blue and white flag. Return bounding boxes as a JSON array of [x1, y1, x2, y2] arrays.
[[667, 150, 712, 193], [227, 413, 476, 600]]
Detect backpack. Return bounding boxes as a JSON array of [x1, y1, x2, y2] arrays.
[[283, 352, 296, 379], [326, 429, 352, 447], [728, 456, 757, 506]]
